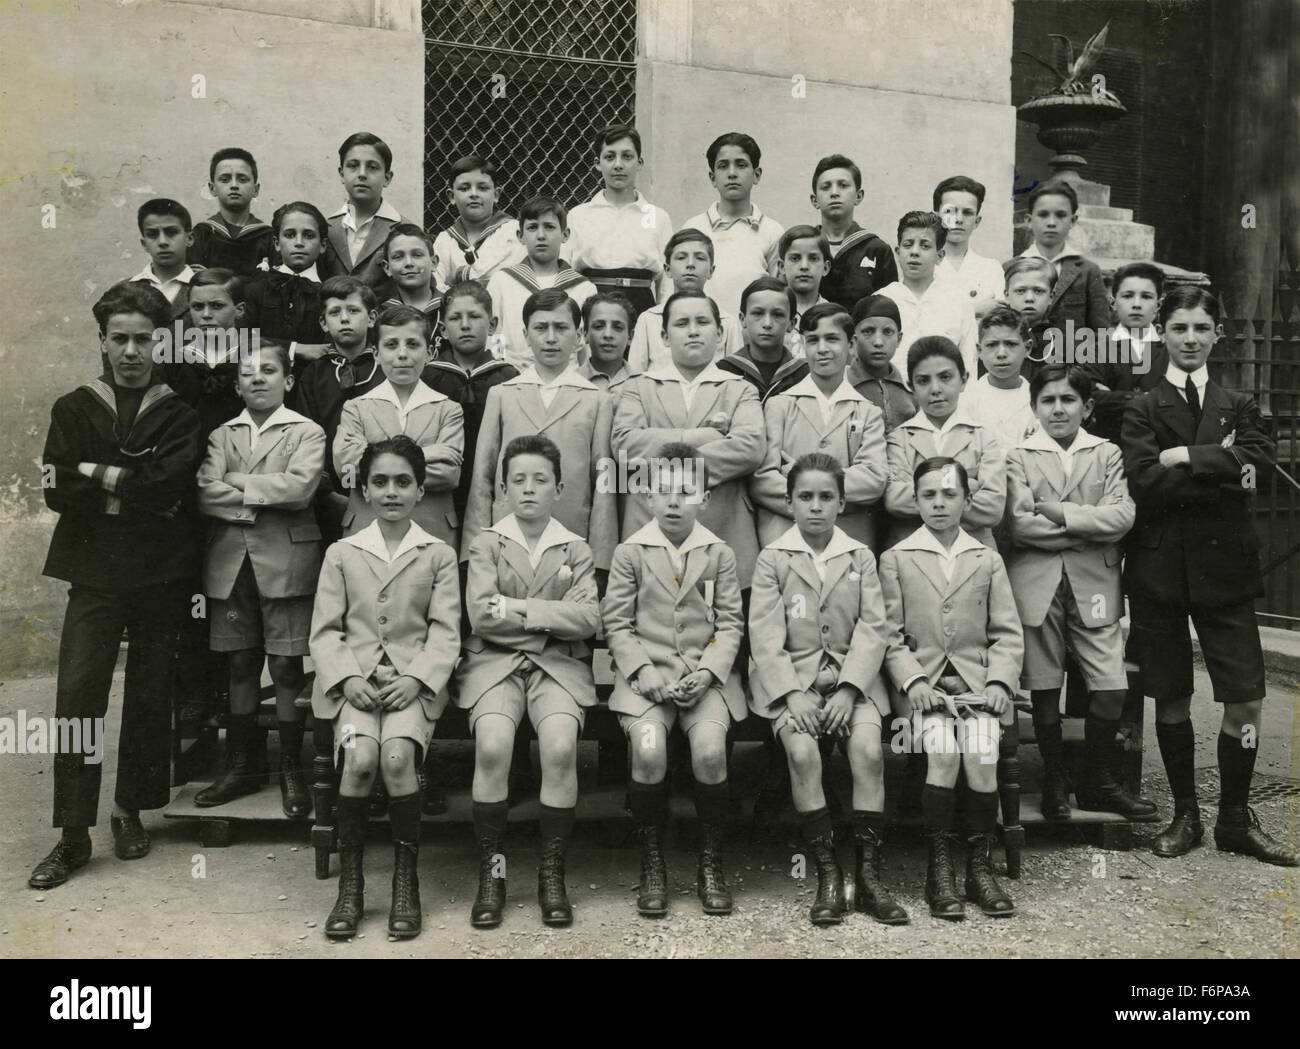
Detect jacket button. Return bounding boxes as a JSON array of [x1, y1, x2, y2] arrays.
[[819, 438, 829, 448], [378, 616, 388, 624], [258, 497, 266, 504], [676, 623, 685, 632], [821, 624, 830, 633], [379, 637, 388, 645], [942, 603, 952, 613], [378, 594, 387, 602], [944, 626, 954, 636]]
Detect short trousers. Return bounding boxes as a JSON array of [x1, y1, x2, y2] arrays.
[[468, 667, 586, 733], [1127, 593, 1266, 704], [617, 686, 732, 737], [1021, 576, 1127, 691], [210, 557, 313, 656]]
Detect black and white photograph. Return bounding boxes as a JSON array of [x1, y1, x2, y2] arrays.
[[0, 0, 1296, 1011]]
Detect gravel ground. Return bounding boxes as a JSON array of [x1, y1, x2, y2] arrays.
[[2, 667, 1297, 959]]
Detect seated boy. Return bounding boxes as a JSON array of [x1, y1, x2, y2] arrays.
[[1081, 261, 1165, 443], [29, 283, 201, 890], [190, 147, 274, 276], [680, 132, 784, 318], [809, 153, 897, 310], [627, 229, 742, 373], [194, 342, 325, 817], [603, 443, 747, 916], [487, 195, 598, 373], [457, 434, 602, 927], [323, 132, 408, 291], [613, 290, 766, 589], [877, 211, 978, 377], [463, 287, 617, 571], [1005, 363, 1153, 822], [1017, 180, 1109, 344], [960, 305, 1038, 451], [335, 304, 464, 548], [847, 294, 916, 432], [717, 276, 808, 404], [433, 156, 526, 288], [564, 124, 673, 314], [129, 199, 199, 322], [883, 336, 1006, 549], [579, 291, 634, 396], [932, 175, 1004, 319]]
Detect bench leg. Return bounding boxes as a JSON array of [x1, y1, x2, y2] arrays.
[[199, 818, 231, 848], [311, 714, 337, 879], [998, 718, 1022, 878]]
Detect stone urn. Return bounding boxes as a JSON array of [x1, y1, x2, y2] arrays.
[[1018, 93, 1127, 183]]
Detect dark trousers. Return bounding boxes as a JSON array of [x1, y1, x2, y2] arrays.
[[53, 583, 186, 827], [1128, 593, 1266, 705]]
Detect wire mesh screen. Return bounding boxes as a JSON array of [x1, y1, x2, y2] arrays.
[[423, 0, 638, 233], [1215, 262, 1300, 625]]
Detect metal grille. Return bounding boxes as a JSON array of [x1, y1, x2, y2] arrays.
[[1214, 263, 1300, 625], [423, 0, 638, 233]]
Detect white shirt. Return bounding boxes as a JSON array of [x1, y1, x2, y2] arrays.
[[340, 518, 441, 564], [961, 375, 1037, 450], [502, 366, 597, 411], [935, 248, 1005, 308], [645, 359, 733, 415], [769, 525, 866, 582], [1017, 425, 1106, 475], [626, 519, 721, 578], [628, 303, 743, 374], [893, 524, 985, 583], [486, 512, 582, 567], [900, 406, 981, 457], [785, 376, 866, 426], [878, 277, 979, 378], [131, 263, 196, 304], [564, 190, 673, 275], [680, 202, 784, 318], [485, 266, 598, 374], [274, 262, 322, 284], [356, 378, 447, 429], [229, 403, 310, 445], [1166, 362, 1210, 404], [331, 199, 401, 265]]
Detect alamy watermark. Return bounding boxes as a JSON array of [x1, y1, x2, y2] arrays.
[[595, 452, 708, 501], [151, 322, 261, 366], [0, 712, 105, 764]]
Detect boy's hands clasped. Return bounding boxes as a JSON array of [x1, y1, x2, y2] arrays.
[[343, 673, 424, 712], [633, 666, 717, 708]]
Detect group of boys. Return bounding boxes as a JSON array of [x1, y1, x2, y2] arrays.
[[27, 121, 1295, 905]]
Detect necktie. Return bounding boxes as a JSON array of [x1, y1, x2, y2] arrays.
[[1184, 376, 1202, 428]]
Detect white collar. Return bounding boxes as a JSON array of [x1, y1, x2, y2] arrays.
[[339, 518, 441, 564], [901, 407, 978, 435], [331, 199, 402, 230], [1020, 240, 1081, 264], [881, 277, 957, 305], [588, 189, 646, 210], [1166, 362, 1209, 390], [503, 366, 596, 390], [893, 525, 985, 558], [486, 513, 583, 565], [274, 262, 321, 283], [646, 360, 732, 385], [1110, 325, 1158, 345], [358, 378, 446, 412], [133, 263, 195, 286], [228, 404, 309, 434], [1018, 427, 1106, 454], [938, 247, 992, 272], [705, 202, 765, 230], [785, 376, 865, 405], [626, 519, 722, 556], [768, 524, 865, 562]]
